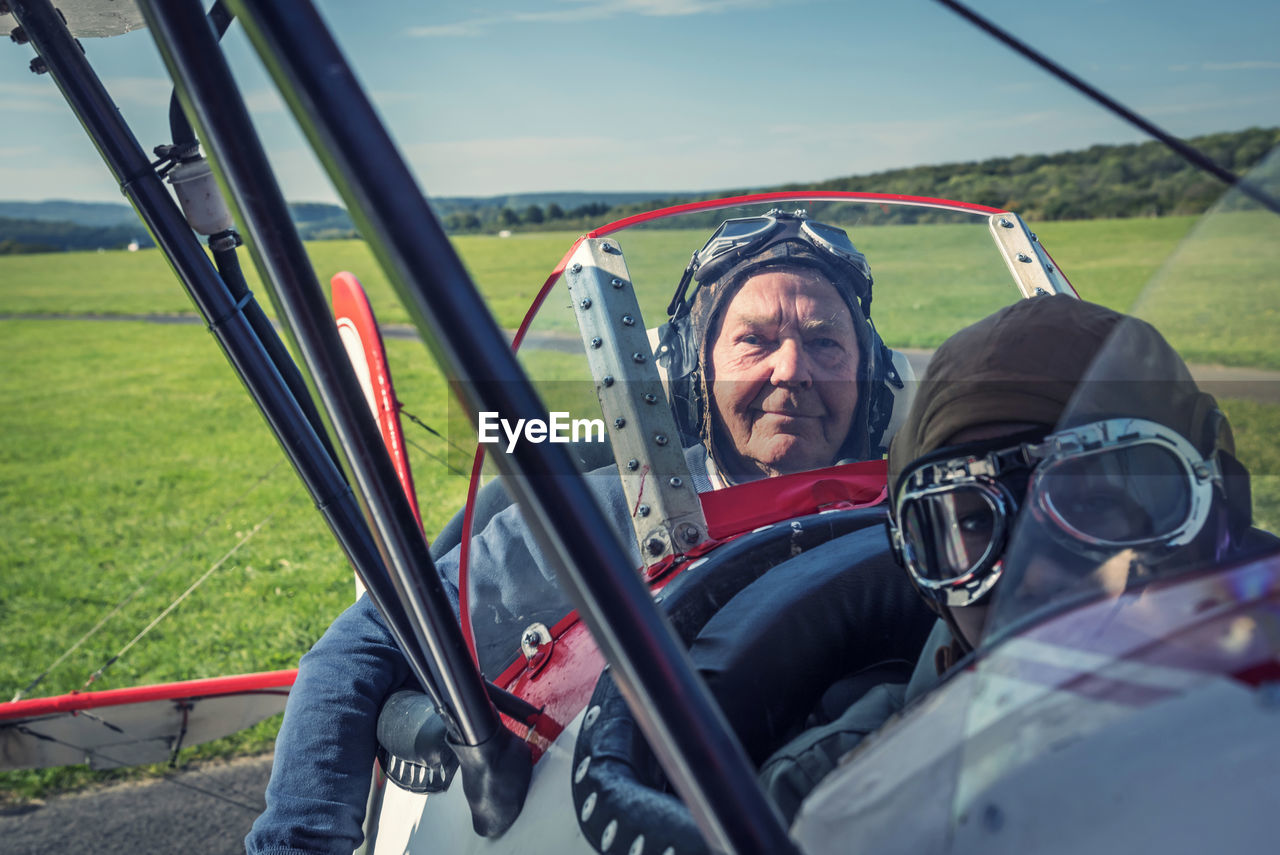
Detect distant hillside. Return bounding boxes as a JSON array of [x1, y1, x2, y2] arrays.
[[4, 126, 1275, 250], [471, 126, 1278, 233], [0, 201, 361, 253], [0, 216, 153, 253], [0, 200, 140, 228], [797, 126, 1279, 223]]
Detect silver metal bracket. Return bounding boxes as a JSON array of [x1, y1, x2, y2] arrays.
[[989, 212, 1075, 299], [565, 238, 709, 563]]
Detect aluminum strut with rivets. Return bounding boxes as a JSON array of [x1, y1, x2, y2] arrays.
[[987, 211, 1075, 299], [564, 238, 709, 564]]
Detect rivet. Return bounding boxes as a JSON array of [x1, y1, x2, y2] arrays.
[[1030, 232, 1038, 241], [570, 262, 582, 273], [1016, 253, 1031, 263], [602, 242, 620, 254], [627, 458, 639, 471], [1194, 463, 1211, 479], [622, 315, 635, 326], [629, 835, 646, 855], [584, 705, 601, 728], [580, 298, 593, 309], [638, 504, 650, 517], [611, 278, 624, 289], [644, 393, 657, 404], [1034, 287, 1049, 296], [632, 352, 647, 363], [603, 375, 615, 387], [681, 525, 699, 544], [614, 418, 626, 429], [669, 476, 682, 487], [654, 434, 668, 446], [29, 56, 48, 75], [575, 755, 591, 783], [581, 791, 598, 821], [999, 218, 1013, 228], [602, 819, 618, 851], [591, 337, 602, 348]]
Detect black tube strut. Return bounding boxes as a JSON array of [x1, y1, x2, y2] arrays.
[[224, 0, 798, 851], [8, 0, 453, 724], [131, 0, 530, 826], [207, 228, 344, 469]]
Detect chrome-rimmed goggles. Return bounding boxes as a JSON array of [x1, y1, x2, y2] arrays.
[[667, 209, 872, 319], [888, 418, 1223, 607]]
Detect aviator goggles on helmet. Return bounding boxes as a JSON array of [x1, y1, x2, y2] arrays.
[[887, 418, 1225, 608], [666, 209, 874, 320]]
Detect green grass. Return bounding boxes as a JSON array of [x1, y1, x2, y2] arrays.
[[0, 320, 468, 801], [0, 216, 1196, 339], [1, 211, 1277, 801]]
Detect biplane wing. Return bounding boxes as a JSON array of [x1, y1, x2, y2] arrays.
[[1, 670, 293, 771]]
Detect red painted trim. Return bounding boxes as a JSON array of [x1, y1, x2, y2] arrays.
[[458, 447, 484, 662], [458, 237, 587, 667], [585, 191, 1004, 237], [0, 670, 298, 720], [331, 271, 422, 529], [513, 236, 586, 349], [699, 459, 888, 540]]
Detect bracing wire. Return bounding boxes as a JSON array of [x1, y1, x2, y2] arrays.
[[13, 723, 264, 813], [403, 435, 469, 479], [12, 461, 286, 702], [398, 405, 474, 458], [81, 515, 273, 691]]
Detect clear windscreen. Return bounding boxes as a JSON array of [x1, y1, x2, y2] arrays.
[[953, 146, 1280, 847], [792, 149, 1280, 855], [458, 195, 1036, 676]]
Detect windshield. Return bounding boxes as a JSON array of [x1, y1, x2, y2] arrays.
[[792, 148, 1280, 853], [458, 193, 1058, 677]]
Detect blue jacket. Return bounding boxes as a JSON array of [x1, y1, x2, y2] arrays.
[[246, 455, 712, 854]]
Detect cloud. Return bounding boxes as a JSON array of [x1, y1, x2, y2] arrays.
[[1202, 61, 1280, 71], [1169, 61, 1280, 72], [0, 145, 42, 158], [1143, 90, 1280, 117], [100, 76, 173, 107], [408, 0, 777, 38], [243, 88, 287, 114], [0, 80, 65, 112]]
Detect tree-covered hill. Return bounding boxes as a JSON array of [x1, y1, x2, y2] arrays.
[[443, 126, 1279, 233], [3, 126, 1275, 250]]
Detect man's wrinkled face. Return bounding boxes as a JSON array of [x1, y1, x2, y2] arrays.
[[708, 269, 860, 480]]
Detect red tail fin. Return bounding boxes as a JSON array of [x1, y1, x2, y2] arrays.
[[331, 271, 422, 530]]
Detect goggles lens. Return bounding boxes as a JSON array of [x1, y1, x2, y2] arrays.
[[891, 419, 1217, 607], [900, 483, 1005, 586], [698, 217, 777, 264], [1036, 442, 1193, 546], [802, 220, 865, 267], [688, 210, 869, 296]]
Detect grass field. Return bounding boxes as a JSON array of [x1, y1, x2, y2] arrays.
[[2, 210, 1278, 799]]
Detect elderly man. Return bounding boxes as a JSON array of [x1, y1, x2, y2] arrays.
[[760, 295, 1264, 822], [247, 211, 889, 855]]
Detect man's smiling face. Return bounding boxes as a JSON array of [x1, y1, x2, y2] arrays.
[[708, 268, 861, 480]]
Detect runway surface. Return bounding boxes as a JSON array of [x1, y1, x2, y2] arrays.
[[0, 754, 272, 855]]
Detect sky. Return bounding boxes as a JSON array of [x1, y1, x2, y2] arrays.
[[0, 0, 1276, 204]]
